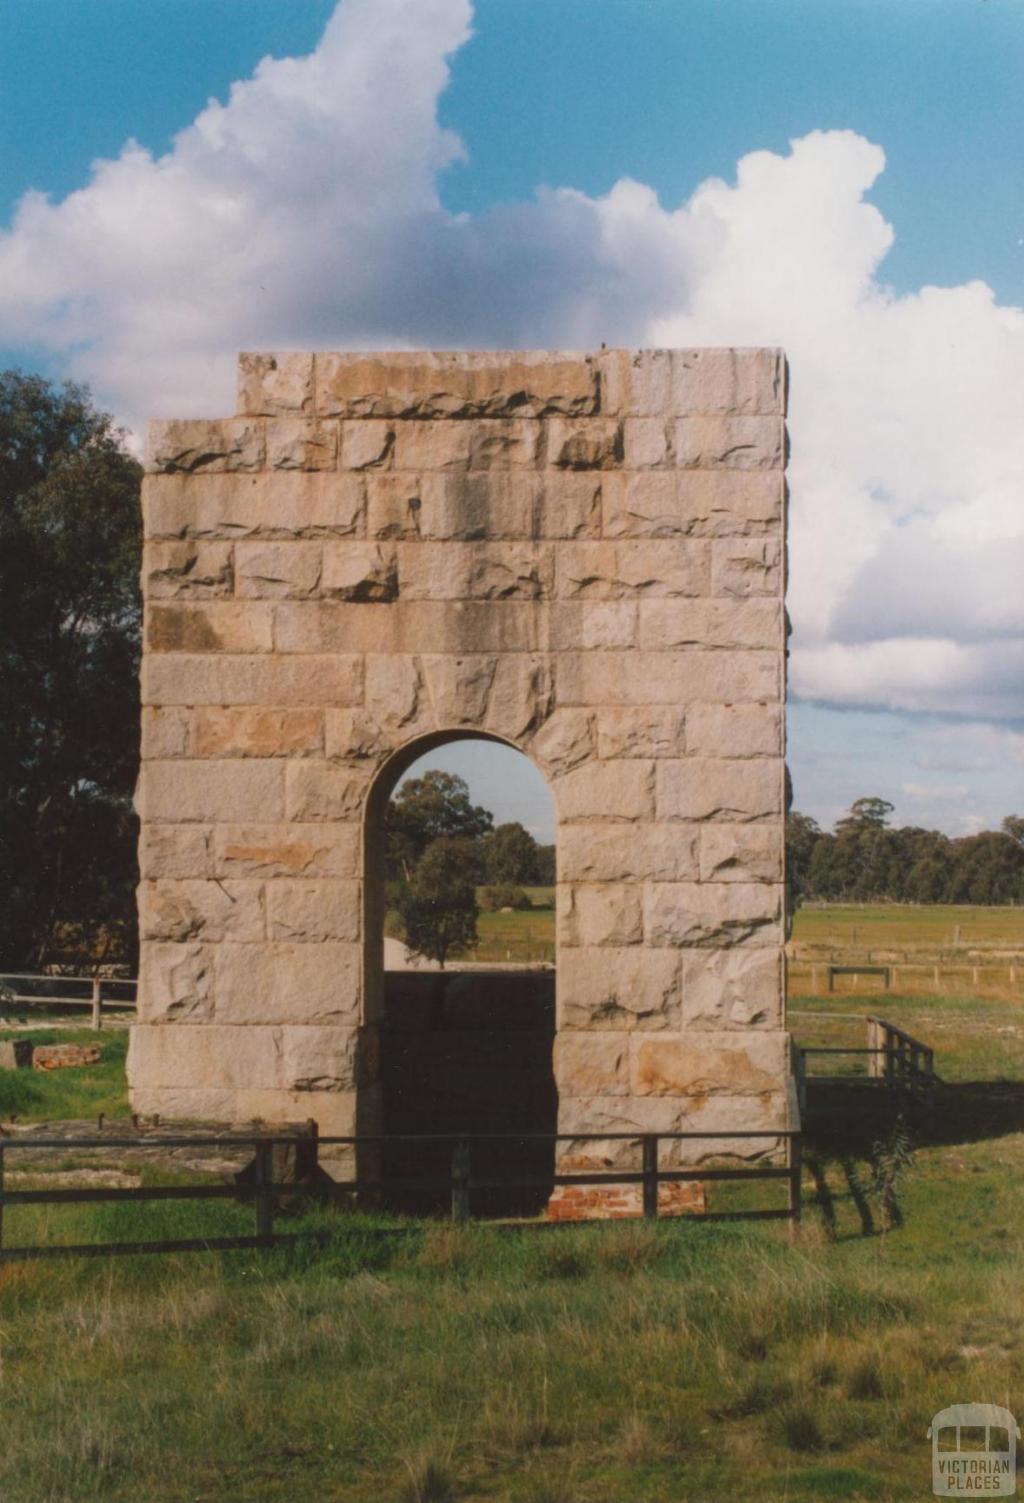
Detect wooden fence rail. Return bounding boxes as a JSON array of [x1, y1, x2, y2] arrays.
[[0, 1120, 803, 1263], [0, 973, 137, 1029]]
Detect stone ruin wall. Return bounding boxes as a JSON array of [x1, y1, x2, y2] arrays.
[[130, 347, 790, 1205]]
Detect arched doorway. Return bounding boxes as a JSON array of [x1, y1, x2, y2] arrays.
[[364, 733, 558, 1215]]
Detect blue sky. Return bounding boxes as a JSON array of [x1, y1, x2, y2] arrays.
[[1, 0, 1021, 842]]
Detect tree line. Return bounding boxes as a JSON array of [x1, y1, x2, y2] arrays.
[[789, 798, 1024, 907]]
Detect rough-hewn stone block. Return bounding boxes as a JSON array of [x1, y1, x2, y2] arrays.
[[266, 419, 338, 471], [141, 706, 191, 759], [137, 941, 214, 1023], [128, 1021, 358, 1092], [285, 762, 369, 821], [213, 824, 360, 879], [397, 541, 555, 601], [193, 707, 323, 759], [146, 419, 264, 475], [637, 598, 781, 650], [266, 880, 361, 943], [545, 418, 622, 470], [597, 706, 686, 759], [146, 603, 274, 654], [528, 708, 596, 776], [656, 757, 782, 823], [144, 541, 234, 599], [214, 942, 361, 1025], [321, 543, 398, 601], [554, 760, 655, 822], [599, 348, 784, 418], [143, 473, 364, 541], [137, 761, 285, 823], [672, 416, 783, 470], [317, 350, 599, 419], [558, 946, 680, 1031], [555, 541, 710, 599], [685, 703, 783, 758], [558, 824, 699, 883], [602, 470, 782, 538], [643, 881, 782, 947], [553, 1033, 630, 1097], [630, 1030, 789, 1097], [142, 653, 362, 707], [138, 824, 213, 880], [566, 650, 778, 707], [681, 949, 783, 1029], [699, 824, 783, 883], [341, 420, 395, 471], [711, 538, 783, 597], [393, 419, 540, 472], [558, 883, 644, 947], [237, 352, 314, 416], [235, 542, 322, 599], [139, 879, 265, 943]]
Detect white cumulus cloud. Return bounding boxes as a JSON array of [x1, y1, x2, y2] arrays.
[[0, 0, 1021, 726]]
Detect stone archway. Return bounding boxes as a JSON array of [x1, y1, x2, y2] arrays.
[[130, 348, 790, 1211]]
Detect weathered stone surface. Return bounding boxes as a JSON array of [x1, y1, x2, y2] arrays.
[[546, 418, 622, 469], [369, 472, 539, 541], [143, 653, 362, 707], [137, 761, 285, 823], [555, 541, 709, 599], [139, 824, 213, 880], [341, 421, 395, 470], [138, 941, 214, 1022], [128, 1022, 357, 1092], [553, 1033, 629, 1097], [681, 949, 783, 1029], [558, 883, 644, 947], [285, 762, 369, 821], [671, 416, 783, 470], [214, 942, 361, 1025], [548, 601, 638, 650], [558, 824, 699, 883], [273, 600, 540, 656], [597, 706, 686, 759], [558, 946, 680, 1031], [699, 824, 783, 883], [141, 706, 191, 759], [528, 709, 596, 776], [420, 654, 496, 726], [563, 650, 778, 707], [630, 1030, 789, 1097], [322, 543, 398, 601], [266, 419, 337, 472], [213, 824, 360, 879], [145, 541, 234, 599], [393, 419, 540, 472], [146, 419, 264, 474], [146, 603, 274, 654], [234, 542, 322, 599], [398, 541, 554, 601], [143, 473, 364, 540], [656, 758, 783, 823], [362, 655, 432, 738], [599, 348, 784, 418], [484, 655, 553, 741], [643, 882, 782, 948], [637, 598, 781, 650], [316, 350, 599, 419], [683, 703, 782, 758], [193, 707, 323, 759], [554, 760, 655, 822], [237, 352, 314, 416], [711, 538, 783, 597], [266, 880, 361, 943], [603, 470, 782, 538], [139, 879, 265, 943]]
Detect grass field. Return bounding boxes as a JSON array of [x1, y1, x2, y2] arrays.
[[792, 902, 1024, 953]]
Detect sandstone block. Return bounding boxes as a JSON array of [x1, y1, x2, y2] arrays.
[[141, 706, 191, 759], [558, 946, 680, 1031], [341, 420, 395, 470], [599, 348, 784, 418], [622, 418, 670, 469], [138, 824, 213, 880], [597, 706, 686, 759], [558, 883, 644, 947], [536, 475, 603, 538], [234, 542, 322, 598], [137, 761, 285, 823], [143, 473, 364, 541], [267, 419, 338, 471], [392, 419, 540, 471], [213, 823, 360, 879], [602, 470, 782, 538], [555, 541, 709, 599], [656, 758, 782, 822], [142, 653, 363, 707], [397, 541, 554, 601], [637, 598, 782, 650], [266, 880, 361, 943], [643, 882, 781, 948], [558, 823, 699, 883], [711, 538, 782, 597], [193, 707, 323, 759], [146, 603, 274, 654], [286, 762, 369, 821], [362, 654, 432, 738], [528, 708, 596, 776], [144, 541, 234, 599], [553, 760, 655, 822], [630, 1029, 789, 1097], [215, 942, 361, 1025], [316, 350, 598, 419], [139, 879, 265, 944], [324, 712, 392, 761], [685, 703, 783, 758], [368, 472, 536, 541], [699, 824, 783, 883], [137, 941, 214, 1022], [681, 948, 783, 1030], [672, 415, 783, 469], [567, 650, 778, 707], [483, 655, 554, 741], [146, 419, 264, 474], [237, 353, 314, 416], [545, 418, 622, 470], [420, 654, 496, 726], [552, 1033, 630, 1098], [127, 1021, 357, 1092], [322, 543, 398, 601]]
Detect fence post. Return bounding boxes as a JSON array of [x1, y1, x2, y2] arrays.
[[0, 1130, 5, 1255], [451, 1139, 471, 1223], [254, 1139, 274, 1245], [91, 978, 102, 1031], [642, 1135, 659, 1220], [787, 1132, 802, 1242]]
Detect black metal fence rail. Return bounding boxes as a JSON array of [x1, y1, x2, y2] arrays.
[[792, 1015, 935, 1111], [0, 1124, 802, 1263]]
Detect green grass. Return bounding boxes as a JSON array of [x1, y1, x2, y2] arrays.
[[792, 901, 1024, 953], [0, 1027, 129, 1122]]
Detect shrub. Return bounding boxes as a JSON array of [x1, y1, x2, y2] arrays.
[[480, 884, 532, 912]]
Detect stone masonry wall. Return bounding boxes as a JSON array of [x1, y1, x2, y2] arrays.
[[129, 349, 789, 1200]]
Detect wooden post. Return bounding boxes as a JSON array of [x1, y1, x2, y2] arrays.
[[787, 1132, 802, 1241], [0, 1131, 5, 1255], [642, 1135, 659, 1220], [451, 1140, 471, 1222], [811, 964, 819, 993], [91, 978, 102, 1031], [254, 1139, 274, 1244], [933, 965, 940, 992], [793, 1046, 807, 1113]]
